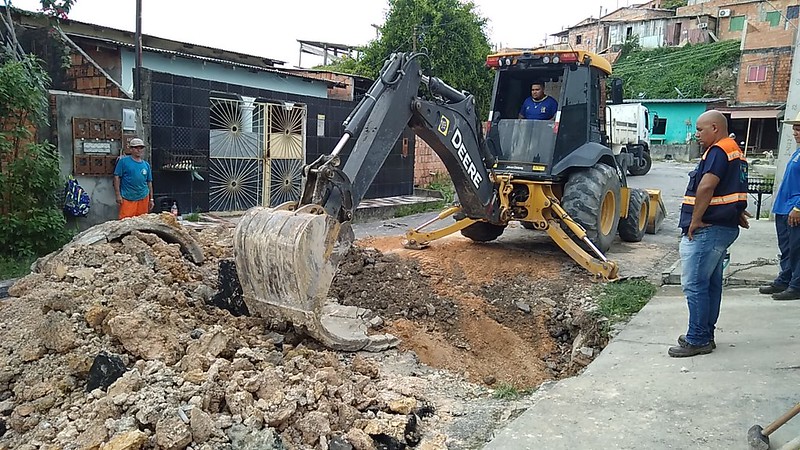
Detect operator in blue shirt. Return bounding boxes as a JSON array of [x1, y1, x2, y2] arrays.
[[518, 82, 558, 120], [759, 112, 800, 300]]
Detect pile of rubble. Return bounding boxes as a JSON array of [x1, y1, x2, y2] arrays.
[[0, 214, 443, 450]]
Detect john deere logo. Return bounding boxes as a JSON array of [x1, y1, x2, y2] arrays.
[[438, 115, 450, 136]]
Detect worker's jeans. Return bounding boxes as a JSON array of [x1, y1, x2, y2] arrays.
[[774, 214, 800, 290], [680, 225, 740, 346]]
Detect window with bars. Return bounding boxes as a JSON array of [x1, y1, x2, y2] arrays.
[[746, 65, 768, 82]]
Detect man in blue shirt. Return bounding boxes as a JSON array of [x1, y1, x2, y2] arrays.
[[669, 110, 750, 358], [518, 82, 558, 120], [113, 138, 154, 219], [759, 112, 800, 300]]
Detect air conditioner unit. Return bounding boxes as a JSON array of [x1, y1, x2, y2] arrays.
[[698, 22, 708, 29], [718, 9, 731, 17]]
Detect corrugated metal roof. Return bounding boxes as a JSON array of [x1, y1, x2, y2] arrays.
[[3, 6, 345, 87], [68, 33, 343, 87]]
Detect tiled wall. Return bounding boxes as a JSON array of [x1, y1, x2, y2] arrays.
[[142, 69, 414, 213]]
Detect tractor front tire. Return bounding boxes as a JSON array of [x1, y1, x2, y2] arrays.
[[628, 150, 652, 176], [460, 222, 506, 242], [618, 188, 650, 242], [562, 163, 621, 253]]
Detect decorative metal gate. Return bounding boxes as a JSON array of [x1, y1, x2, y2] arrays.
[[208, 97, 306, 212]]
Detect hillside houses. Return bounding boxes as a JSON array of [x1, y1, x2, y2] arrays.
[[553, 0, 800, 155]]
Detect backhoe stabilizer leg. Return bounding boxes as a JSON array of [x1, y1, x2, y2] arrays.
[[403, 206, 477, 249], [544, 220, 619, 279]]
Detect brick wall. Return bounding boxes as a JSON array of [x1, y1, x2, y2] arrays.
[[285, 70, 355, 101], [737, 49, 793, 103], [678, 0, 799, 45], [64, 52, 127, 99], [566, 24, 606, 53], [413, 137, 447, 187]]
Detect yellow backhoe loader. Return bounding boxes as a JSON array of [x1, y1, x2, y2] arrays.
[[233, 50, 665, 350]]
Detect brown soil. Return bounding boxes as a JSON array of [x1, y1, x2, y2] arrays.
[[332, 235, 599, 388]]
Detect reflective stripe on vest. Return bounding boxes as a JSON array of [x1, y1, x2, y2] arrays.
[[683, 193, 748, 205], [683, 137, 747, 207]]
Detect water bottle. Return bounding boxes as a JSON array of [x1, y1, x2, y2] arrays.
[[170, 202, 178, 217]]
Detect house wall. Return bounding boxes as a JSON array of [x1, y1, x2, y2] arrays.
[[142, 69, 415, 213], [607, 19, 668, 48], [51, 91, 143, 228], [120, 50, 329, 99], [643, 102, 711, 144], [64, 52, 127, 99], [414, 137, 447, 187], [736, 48, 793, 104], [678, 0, 799, 44], [664, 17, 717, 46]]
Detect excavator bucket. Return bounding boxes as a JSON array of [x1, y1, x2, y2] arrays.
[[233, 205, 399, 351]]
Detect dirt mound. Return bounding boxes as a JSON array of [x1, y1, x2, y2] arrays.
[[0, 215, 609, 450], [332, 236, 604, 387]]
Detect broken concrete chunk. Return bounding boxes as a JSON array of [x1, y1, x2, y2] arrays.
[[99, 430, 148, 450], [388, 397, 417, 415], [155, 415, 192, 450], [35, 213, 204, 275]]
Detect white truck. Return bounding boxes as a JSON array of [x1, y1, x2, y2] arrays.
[[607, 103, 651, 176]]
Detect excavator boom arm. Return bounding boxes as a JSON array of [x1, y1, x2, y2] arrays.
[[300, 52, 495, 223]]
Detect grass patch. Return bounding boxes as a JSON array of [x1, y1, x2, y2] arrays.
[[595, 278, 658, 324], [492, 383, 522, 400], [492, 383, 535, 400], [183, 211, 202, 222], [0, 254, 36, 280]]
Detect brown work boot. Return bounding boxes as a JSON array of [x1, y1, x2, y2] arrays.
[[772, 288, 800, 301], [759, 283, 787, 295], [678, 334, 716, 350]]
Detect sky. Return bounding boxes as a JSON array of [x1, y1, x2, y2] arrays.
[[9, 0, 635, 67]]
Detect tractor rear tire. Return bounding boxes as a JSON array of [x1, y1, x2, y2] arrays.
[[628, 150, 652, 176], [460, 222, 506, 242], [562, 163, 621, 253], [618, 188, 650, 242]]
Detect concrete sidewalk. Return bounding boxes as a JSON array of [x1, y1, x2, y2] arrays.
[[486, 220, 800, 450]]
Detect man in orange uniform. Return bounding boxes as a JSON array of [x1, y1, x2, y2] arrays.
[[113, 138, 154, 219]]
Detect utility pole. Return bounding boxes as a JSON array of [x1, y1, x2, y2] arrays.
[[774, 27, 800, 191], [596, 6, 603, 53], [134, 0, 142, 100], [412, 25, 417, 52]]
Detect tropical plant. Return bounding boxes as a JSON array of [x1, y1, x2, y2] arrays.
[[0, 52, 71, 257], [323, 0, 494, 113]]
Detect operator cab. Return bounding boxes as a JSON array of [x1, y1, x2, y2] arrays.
[[485, 50, 611, 180]]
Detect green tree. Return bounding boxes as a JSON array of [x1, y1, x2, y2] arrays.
[[0, 0, 77, 258], [660, 0, 688, 10], [325, 0, 494, 113]]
